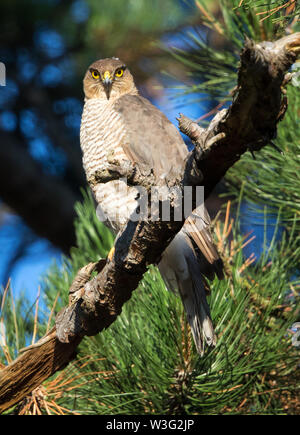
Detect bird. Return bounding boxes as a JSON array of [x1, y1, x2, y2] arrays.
[[80, 57, 224, 355]]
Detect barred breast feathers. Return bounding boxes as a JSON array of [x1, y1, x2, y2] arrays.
[[80, 98, 138, 231], [80, 98, 128, 178]]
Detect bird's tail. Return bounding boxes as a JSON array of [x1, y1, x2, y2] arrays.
[[158, 231, 216, 356]]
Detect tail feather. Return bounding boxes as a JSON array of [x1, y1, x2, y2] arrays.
[[158, 231, 216, 356], [184, 248, 216, 352]]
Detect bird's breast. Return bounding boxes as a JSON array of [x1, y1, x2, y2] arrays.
[[80, 98, 128, 179], [80, 98, 138, 232]]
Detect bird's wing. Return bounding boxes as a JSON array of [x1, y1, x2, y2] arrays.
[[184, 208, 224, 280], [114, 93, 223, 281], [113, 94, 188, 178]]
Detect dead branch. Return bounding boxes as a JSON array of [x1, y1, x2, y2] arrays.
[[0, 32, 299, 413]]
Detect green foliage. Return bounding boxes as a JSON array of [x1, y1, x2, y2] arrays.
[[1, 0, 299, 415], [42, 190, 114, 314], [2, 189, 299, 414], [0, 283, 36, 361], [36, 0, 300, 415], [171, 0, 300, 100], [172, 0, 300, 264], [225, 86, 300, 264], [37, 194, 298, 415]]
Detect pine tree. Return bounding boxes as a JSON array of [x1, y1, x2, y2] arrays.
[[1, 0, 299, 414]]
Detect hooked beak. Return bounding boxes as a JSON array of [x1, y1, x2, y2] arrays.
[[102, 71, 113, 100]]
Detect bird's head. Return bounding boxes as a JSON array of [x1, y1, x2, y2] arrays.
[[83, 57, 136, 101]]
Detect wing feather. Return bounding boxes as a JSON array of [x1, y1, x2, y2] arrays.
[[114, 94, 187, 176], [114, 93, 223, 281]]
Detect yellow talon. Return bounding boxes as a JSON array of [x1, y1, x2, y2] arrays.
[[107, 246, 115, 262]]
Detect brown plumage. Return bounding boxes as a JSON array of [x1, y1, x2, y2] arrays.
[[80, 57, 224, 355]]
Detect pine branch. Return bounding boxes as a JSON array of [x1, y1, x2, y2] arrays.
[[0, 32, 299, 413]]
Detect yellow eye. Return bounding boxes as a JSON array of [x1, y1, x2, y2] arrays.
[[91, 70, 100, 79], [115, 68, 124, 78]]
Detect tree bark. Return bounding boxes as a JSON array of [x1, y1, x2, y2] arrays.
[[0, 33, 299, 413], [0, 327, 82, 412]]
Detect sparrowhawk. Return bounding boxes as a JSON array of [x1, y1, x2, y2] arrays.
[[80, 57, 223, 355]]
